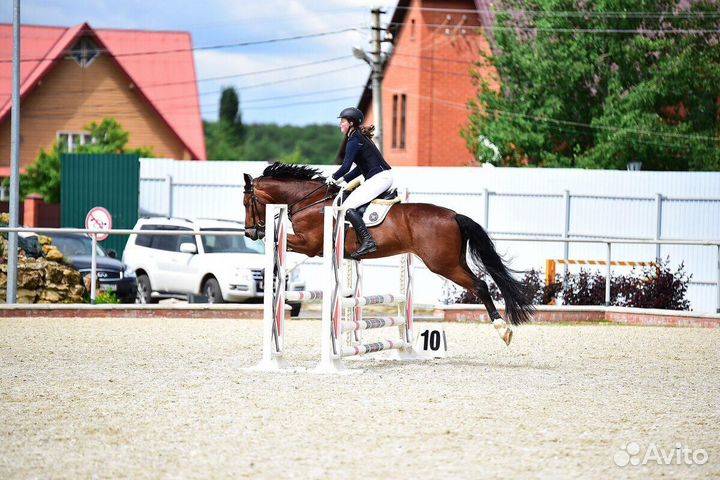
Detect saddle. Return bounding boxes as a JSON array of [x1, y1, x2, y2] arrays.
[[340, 187, 401, 228]]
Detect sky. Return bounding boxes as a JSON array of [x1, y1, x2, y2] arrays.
[[0, 0, 396, 126]]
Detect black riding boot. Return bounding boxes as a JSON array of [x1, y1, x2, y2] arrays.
[[345, 208, 377, 259]]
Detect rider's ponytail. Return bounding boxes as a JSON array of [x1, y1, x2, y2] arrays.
[[359, 125, 375, 138], [337, 124, 377, 162]]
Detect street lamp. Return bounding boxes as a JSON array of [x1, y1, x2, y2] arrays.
[[352, 46, 371, 64]]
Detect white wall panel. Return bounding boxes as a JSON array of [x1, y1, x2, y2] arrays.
[[139, 159, 720, 313]]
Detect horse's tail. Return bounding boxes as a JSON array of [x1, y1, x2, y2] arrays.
[[455, 214, 535, 325]]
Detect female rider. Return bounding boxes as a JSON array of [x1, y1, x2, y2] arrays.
[[327, 106, 393, 259]]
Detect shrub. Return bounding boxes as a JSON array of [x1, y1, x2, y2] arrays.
[[89, 290, 121, 305], [445, 258, 691, 311]]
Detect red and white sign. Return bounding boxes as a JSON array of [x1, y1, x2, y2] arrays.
[[85, 207, 112, 241]]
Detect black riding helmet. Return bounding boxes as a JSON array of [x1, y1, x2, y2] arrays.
[[338, 107, 364, 126]]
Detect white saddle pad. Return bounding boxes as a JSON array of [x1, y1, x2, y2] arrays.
[[362, 198, 400, 227]]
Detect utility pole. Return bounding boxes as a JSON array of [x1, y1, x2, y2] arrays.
[[370, 7, 384, 154], [7, 0, 21, 304]]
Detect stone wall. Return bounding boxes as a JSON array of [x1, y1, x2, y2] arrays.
[[0, 257, 85, 303], [0, 214, 86, 303]]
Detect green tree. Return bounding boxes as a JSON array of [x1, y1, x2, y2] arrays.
[[219, 86, 241, 126], [206, 86, 342, 163], [21, 118, 153, 203], [463, 0, 720, 171], [204, 121, 342, 163]]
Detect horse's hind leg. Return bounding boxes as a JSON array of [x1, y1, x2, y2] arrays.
[[475, 276, 513, 346], [435, 263, 513, 346]]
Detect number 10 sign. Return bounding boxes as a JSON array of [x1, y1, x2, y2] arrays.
[[414, 325, 448, 359]]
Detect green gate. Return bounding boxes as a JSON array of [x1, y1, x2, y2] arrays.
[[61, 154, 139, 258]]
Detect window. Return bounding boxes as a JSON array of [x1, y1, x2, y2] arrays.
[[136, 225, 158, 247], [399, 94, 407, 149], [201, 229, 264, 254], [69, 36, 99, 68], [136, 225, 194, 251], [176, 231, 196, 252], [57, 132, 93, 152], [392, 94, 398, 148]]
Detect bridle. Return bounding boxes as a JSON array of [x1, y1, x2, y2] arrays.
[[244, 180, 266, 235], [244, 179, 336, 237]]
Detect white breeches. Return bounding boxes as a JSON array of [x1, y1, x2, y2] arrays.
[[342, 170, 394, 210]]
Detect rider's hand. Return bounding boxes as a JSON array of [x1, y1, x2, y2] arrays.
[[325, 176, 337, 185]]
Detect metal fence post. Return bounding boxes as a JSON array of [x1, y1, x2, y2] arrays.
[[655, 193, 662, 260], [165, 174, 173, 217], [90, 233, 97, 304], [563, 190, 571, 276], [7, 0, 21, 304], [483, 188, 490, 229], [605, 242, 612, 306], [717, 245, 720, 314]]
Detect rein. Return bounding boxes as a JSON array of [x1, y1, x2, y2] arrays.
[[287, 184, 336, 218]]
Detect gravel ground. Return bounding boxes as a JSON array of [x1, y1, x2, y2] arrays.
[[1, 317, 718, 479]]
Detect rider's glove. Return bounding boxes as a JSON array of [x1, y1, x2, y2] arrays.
[[325, 176, 338, 185]]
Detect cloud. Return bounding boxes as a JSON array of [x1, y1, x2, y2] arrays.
[[4, 0, 387, 125]]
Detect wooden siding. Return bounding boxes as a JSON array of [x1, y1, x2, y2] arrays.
[[0, 53, 192, 171]]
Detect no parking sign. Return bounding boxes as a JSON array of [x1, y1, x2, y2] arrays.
[[85, 207, 112, 241]]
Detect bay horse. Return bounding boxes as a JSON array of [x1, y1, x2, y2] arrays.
[[243, 163, 534, 344]]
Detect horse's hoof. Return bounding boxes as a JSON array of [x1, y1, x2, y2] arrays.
[[502, 328, 513, 346], [492, 318, 513, 346]]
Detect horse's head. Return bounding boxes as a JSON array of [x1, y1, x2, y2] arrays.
[[243, 163, 330, 240], [243, 173, 266, 240]]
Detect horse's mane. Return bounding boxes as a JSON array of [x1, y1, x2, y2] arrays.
[[262, 162, 325, 181]]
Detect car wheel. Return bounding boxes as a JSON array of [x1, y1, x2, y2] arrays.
[[203, 277, 224, 303], [136, 275, 157, 304], [290, 303, 301, 317]]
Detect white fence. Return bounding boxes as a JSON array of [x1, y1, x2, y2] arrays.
[[139, 159, 720, 313]]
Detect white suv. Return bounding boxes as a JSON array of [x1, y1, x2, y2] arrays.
[[123, 217, 305, 313]]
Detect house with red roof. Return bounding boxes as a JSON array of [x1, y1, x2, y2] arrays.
[[0, 22, 206, 177], [359, 0, 497, 167]]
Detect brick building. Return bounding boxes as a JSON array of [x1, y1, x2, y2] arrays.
[[0, 22, 206, 178], [359, 0, 497, 166]]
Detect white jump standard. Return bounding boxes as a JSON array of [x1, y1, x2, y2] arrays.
[[316, 206, 417, 373], [253, 203, 420, 372]]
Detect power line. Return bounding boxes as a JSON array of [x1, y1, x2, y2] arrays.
[[12, 85, 366, 115], [242, 85, 366, 103], [0, 26, 368, 64], [0, 55, 360, 103], [190, 56, 354, 85], [243, 94, 359, 110], [4, 68, 367, 115], [386, 20, 720, 35], [389, 5, 720, 18], [386, 89, 719, 144], [182, 6, 372, 29], [217, 63, 366, 91]]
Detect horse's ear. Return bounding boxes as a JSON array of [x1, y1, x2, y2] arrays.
[[243, 173, 253, 186]]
